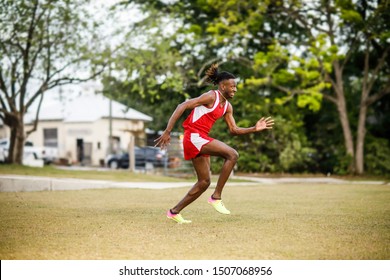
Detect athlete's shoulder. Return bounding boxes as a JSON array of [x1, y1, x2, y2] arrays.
[[199, 90, 216, 101], [201, 90, 216, 97], [225, 102, 233, 113], [194, 90, 215, 108]]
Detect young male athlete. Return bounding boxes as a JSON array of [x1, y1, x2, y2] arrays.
[[155, 64, 274, 224]]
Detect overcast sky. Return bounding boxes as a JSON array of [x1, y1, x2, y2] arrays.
[[27, 1, 145, 110]]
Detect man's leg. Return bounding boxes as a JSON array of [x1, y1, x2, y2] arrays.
[[200, 139, 238, 200], [170, 155, 211, 214]]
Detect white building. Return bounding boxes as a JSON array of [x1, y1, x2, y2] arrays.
[[0, 87, 152, 166]]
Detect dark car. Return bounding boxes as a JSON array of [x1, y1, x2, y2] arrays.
[[106, 146, 167, 169]]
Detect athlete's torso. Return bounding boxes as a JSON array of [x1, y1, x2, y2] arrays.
[[182, 90, 229, 135]]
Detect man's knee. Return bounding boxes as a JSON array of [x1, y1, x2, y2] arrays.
[[198, 178, 211, 190], [188, 178, 210, 196], [228, 148, 239, 162]]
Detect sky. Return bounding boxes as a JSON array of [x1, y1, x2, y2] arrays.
[[25, 0, 146, 118]]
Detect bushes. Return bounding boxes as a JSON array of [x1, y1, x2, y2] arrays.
[[206, 88, 389, 176], [365, 137, 390, 176], [210, 114, 316, 174]]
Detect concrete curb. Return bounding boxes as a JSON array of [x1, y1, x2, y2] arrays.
[[0, 175, 195, 192]]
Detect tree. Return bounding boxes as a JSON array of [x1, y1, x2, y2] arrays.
[[253, 0, 390, 174], [112, 0, 320, 174], [120, 0, 390, 175], [0, 0, 106, 164], [99, 4, 199, 131], [190, 0, 390, 174]]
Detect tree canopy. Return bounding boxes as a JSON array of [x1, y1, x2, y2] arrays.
[[106, 0, 390, 175]]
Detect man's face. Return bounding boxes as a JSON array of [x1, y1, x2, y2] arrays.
[[221, 79, 237, 99]]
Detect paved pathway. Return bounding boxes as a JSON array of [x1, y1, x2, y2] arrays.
[[232, 175, 388, 185], [0, 174, 388, 192]]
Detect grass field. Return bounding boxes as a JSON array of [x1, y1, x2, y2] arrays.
[[0, 182, 389, 260]]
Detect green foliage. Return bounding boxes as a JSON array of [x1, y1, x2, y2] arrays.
[[276, 120, 317, 172], [203, 0, 267, 45], [100, 7, 192, 130], [336, 0, 364, 25], [297, 91, 323, 112], [365, 137, 390, 176], [247, 41, 329, 112], [115, 0, 390, 176], [209, 85, 317, 174], [333, 153, 353, 175]]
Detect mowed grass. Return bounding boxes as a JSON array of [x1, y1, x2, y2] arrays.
[[0, 183, 389, 260]]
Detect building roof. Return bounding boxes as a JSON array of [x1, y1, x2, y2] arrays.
[[24, 90, 153, 124]]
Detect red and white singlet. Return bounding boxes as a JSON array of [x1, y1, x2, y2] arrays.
[[182, 90, 229, 160]]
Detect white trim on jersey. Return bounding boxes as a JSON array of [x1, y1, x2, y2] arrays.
[[190, 133, 210, 151], [191, 91, 220, 123], [222, 98, 229, 115]]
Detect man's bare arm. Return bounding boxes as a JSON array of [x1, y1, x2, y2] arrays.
[[154, 91, 215, 149], [224, 104, 274, 135]]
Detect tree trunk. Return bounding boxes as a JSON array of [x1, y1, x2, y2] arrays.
[[7, 127, 16, 164], [355, 103, 367, 174], [8, 115, 25, 165], [336, 97, 355, 173], [333, 63, 355, 173]]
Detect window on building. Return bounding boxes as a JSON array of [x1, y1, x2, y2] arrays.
[[43, 128, 58, 147]]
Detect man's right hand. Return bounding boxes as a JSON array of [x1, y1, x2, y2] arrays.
[[154, 130, 171, 150]]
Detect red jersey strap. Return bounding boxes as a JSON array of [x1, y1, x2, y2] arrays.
[[215, 90, 229, 115]]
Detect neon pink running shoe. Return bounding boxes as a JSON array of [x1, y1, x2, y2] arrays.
[[208, 197, 231, 214], [166, 210, 192, 224]]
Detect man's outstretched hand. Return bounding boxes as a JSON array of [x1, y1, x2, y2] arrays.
[[154, 130, 171, 150], [255, 117, 274, 131]]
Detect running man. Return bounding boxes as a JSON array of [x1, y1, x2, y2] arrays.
[[155, 64, 274, 223]]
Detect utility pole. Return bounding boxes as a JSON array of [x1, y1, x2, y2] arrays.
[[109, 98, 113, 153], [128, 134, 135, 172]]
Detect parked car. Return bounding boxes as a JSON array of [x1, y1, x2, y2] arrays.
[[0, 138, 33, 163], [0, 146, 5, 162], [0, 139, 44, 167], [105, 146, 167, 169], [22, 151, 44, 168], [0, 138, 58, 164]]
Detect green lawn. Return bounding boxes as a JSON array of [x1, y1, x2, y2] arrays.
[[0, 183, 389, 260]]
